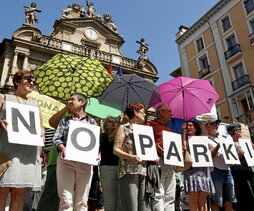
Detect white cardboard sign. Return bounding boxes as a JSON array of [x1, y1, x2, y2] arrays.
[[6, 101, 43, 146], [132, 124, 158, 161], [239, 139, 254, 166], [218, 136, 240, 165], [163, 131, 183, 166], [188, 136, 213, 167], [65, 120, 100, 165]]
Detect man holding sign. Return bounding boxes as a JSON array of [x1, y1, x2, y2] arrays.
[[146, 104, 175, 211], [53, 93, 97, 211], [226, 123, 254, 211], [205, 120, 236, 211]]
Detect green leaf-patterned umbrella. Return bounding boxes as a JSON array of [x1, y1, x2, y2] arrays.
[[33, 54, 113, 101]]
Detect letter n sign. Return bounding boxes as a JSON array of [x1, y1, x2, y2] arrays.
[[6, 101, 43, 146], [132, 124, 158, 161]]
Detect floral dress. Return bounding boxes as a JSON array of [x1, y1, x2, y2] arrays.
[[118, 123, 146, 179]]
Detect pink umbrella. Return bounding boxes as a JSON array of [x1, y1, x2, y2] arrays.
[[154, 77, 220, 119]]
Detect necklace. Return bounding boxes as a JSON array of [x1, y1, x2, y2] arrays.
[[15, 95, 27, 104]]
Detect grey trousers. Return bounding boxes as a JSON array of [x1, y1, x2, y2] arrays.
[[119, 174, 146, 211], [100, 165, 122, 211]]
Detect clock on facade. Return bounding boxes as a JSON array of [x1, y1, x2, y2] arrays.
[[84, 28, 98, 40]]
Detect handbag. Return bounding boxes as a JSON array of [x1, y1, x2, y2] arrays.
[[175, 151, 192, 173], [0, 154, 11, 178]]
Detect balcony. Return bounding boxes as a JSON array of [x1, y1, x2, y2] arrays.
[[231, 74, 251, 91], [199, 65, 211, 78], [245, 0, 254, 14], [224, 44, 241, 61], [39, 35, 138, 69], [249, 32, 254, 45], [237, 109, 254, 125]]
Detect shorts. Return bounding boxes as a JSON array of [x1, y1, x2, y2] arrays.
[[211, 168, 236, 207]]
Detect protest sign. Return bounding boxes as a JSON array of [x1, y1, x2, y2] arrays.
[[132, 124, 158, 161], [218, 136, 240, 165], [28, 91, 65, 129], [188, 136, 213, 167], [239, 139, 254, 166], [163, 131, 183, 166], [65, 121, 100, 165], [6, 101, 44, 146]]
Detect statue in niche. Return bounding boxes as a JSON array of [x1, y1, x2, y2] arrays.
[[24, 2, 41, 25], [86, 0, 95, 18], [136, 38, 149, 62], [103, 14, 118, 33]]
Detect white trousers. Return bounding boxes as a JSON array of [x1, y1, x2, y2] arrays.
[[57, 155, 93, 211]]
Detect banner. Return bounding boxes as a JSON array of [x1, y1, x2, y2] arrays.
[[132, 124, 158, 161], [188, 136, 213, 167], [28, 91, 65, 128], [163, 131, 183, 166], [6, 101, 44, 146], [65, 121, 100, 165]]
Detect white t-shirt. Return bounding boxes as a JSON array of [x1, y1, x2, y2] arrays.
[[209, 135, 229, 170]]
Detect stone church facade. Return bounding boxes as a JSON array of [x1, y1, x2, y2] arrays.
[[0, 2, 158, 93]]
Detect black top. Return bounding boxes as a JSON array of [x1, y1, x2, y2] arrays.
[[99, 132, 119, 166]]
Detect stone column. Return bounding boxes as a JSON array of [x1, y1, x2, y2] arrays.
[[12, 51, 18, 73], [23, 53, 29, 70]]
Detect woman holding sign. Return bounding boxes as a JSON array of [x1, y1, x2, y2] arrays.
[[182, 120, 214, 211], [114, 102, 147, 211], [0, 70, 44, 211], [100, 116, 121, 211], [227, 123, 254, 211]]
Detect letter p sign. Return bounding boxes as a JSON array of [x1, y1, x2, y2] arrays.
[[132, 124, 158, 161]]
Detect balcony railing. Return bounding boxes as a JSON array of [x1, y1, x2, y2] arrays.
[[224, 44, 241, 61], [245, 0, 254, 14], [237, 109, 254, 125], [249, 32, 254, 45], [199, 65, 211, 78], [39, 35, 138, 69], [231, 74, 251, 91]]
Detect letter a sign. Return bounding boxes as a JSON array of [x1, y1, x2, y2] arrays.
[[6, 101, 43, 146]]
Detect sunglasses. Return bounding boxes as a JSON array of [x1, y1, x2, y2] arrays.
[[108, 119, 117, 123], [27, 78, 37, 86]]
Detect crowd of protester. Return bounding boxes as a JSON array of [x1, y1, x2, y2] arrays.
[[0, 70, 254, 211]]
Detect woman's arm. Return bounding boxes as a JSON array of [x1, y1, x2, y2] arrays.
[[181, 122, 188, 152], [0, 94, 7, 130], [108, 127, 118, 142], [113, 125, 142, 164], [49, 104, 69, 128]]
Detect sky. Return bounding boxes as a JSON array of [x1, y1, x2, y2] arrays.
[[0, 0, 219, 84]]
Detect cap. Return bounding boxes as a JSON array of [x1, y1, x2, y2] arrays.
[[205, 119, 221, 127]]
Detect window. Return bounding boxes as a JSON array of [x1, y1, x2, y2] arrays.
[[196, 38, 204, 52], [226, 34, 237, 49], [232, 62, 245, 79], [221, 16, 232, 32], [199, 55, 209, 70], [250, 19, 254, 32], [244, 0, 254, 14]]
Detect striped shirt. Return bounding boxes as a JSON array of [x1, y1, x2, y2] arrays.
[[53, 115, 97, 151]]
